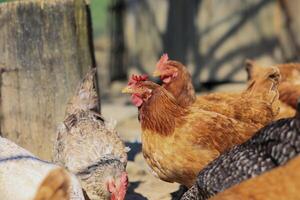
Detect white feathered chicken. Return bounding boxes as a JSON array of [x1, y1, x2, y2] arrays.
[[0, 136, 84, 200]]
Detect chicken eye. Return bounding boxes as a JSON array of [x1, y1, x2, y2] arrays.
[[268, 73, 279, 80]]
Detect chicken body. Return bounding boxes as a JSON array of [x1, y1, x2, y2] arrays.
[[210, 155, 300, 200], [55, 112, 128, 200], [154, 54, 282, 125], [141, 91, 255, 187], [54, 69, 128, 200], [180, 103, 300, 199], [0, 136, 84, 200], [200, 91, 294, 120], [123, 78, 275, 187], [274, 63, 300, 110]]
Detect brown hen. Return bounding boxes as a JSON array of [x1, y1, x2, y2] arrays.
[[122, 74, 278, 187], [153, 54, 281, 126]]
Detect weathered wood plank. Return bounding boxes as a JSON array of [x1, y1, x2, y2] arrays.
[[0, 0, 97, 160]]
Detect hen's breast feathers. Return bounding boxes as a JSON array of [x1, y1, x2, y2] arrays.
[[54, 69, 128, 175], [54, 112, 128, 173]]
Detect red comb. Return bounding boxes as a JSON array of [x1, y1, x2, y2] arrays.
[[128, 74, 148, 85], [156, 53, 169, 69]]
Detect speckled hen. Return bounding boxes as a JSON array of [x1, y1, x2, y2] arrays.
[[180, 99, 300, 200], [53, 69, 129, 200], [210, 155, 300, 200]]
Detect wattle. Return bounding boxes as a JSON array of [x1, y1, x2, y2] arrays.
[[131, 94, 143, 107]]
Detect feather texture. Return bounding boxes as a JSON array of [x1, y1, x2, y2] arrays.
[[124, 80, 275, 187], [210, 155, 300, 200], [54, 69, 128, 200], [0, 137, 84, 200], [181, 107, 300, 199], [247, 60, 300, 109]]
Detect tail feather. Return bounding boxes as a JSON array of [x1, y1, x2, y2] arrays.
[[34, 168, 70, 200], [66, 68, 100, 115]]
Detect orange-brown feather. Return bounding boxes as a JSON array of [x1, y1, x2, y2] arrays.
[[138, 83, 261, 187], [278, 82, 300, 109], [140, 84, 189, 136], [157, 58, 282, 125], [247, 61, 300, 109], [162, 61, 196, 107]]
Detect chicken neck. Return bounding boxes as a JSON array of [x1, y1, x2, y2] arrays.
[[139, 87, 188, 136]]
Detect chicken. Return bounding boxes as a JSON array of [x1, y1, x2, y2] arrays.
[[0, 136, 84, 200], [180, 99, 300, 199], [245, 60, 296, 119], [53, 69, 129, 200], [246, 59, 300, 109], [153, 54, 281, 126], [210, 155, 300, 200], [122, 74, 278, 187]]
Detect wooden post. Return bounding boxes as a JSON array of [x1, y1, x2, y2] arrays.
[[109, 0, 127, 81], [0, 0, 98, 160]]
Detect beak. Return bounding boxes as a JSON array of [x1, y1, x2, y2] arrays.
[[152, 69, 161, 77], [121, 86, 133, 94]]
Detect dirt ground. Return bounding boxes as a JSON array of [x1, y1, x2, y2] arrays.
[[101, 83, 245, 200]]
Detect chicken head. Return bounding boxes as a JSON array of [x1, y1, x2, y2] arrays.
[[153, 54, 179, 83], [122, 74, 159, 107]]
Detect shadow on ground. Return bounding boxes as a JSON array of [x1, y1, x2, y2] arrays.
[[126, 181, 148, 200], [126, 141, 142, 161]]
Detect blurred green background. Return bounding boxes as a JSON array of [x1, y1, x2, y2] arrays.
[[90, 0, 109, 37]]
